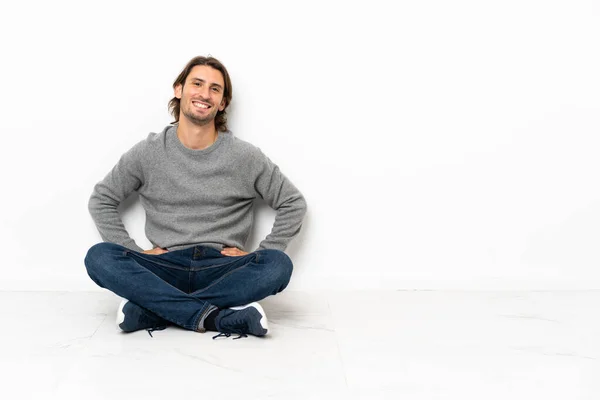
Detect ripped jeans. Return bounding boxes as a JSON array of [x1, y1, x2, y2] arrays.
[[84, 242, 293, 332]]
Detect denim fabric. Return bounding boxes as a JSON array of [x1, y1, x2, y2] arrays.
[[84, 242, 293, 332]]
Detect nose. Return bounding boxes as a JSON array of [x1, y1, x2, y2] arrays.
[[199, 85, 211, 100]]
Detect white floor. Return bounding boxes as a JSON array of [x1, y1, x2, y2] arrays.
[[1, 290, 599, 400]]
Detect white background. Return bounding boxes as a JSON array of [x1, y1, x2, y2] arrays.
[[0, 0, 599, 291]]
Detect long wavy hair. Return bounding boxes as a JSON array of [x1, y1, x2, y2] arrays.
[[168, 56, 233, 132]]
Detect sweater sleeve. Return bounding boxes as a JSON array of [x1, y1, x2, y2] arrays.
[[253, 149, 307, 252], [88, 141, 146, 252]]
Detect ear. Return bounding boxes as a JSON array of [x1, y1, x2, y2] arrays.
[[218, 97, 226, 111], [174, 83, 183, 99]]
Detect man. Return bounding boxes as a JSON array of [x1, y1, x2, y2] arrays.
[[84, 56, 307, 340]]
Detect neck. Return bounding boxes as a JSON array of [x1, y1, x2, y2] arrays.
[[176, 117, 219, 150]]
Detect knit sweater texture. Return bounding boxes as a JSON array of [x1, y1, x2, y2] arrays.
[[88, 125, 307, 253]]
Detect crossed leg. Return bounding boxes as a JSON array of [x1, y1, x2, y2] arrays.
[[84, 242, 293, 332]]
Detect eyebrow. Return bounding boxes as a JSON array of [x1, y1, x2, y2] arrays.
[[190, 77, 223, 90]]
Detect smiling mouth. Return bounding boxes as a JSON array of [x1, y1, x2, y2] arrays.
[[192, 101, 211, 109]]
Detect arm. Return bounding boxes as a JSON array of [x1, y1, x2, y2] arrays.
[[253, 150, 307, 252], [88, 142, 146, 252]]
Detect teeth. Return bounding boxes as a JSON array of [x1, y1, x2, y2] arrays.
[[193, 101, 209, 109]]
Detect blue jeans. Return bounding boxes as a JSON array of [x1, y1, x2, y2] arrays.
[[84, 242, 293, 332]]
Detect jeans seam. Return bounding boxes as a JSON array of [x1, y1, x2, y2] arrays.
[[191, 252, 256, 271], [124, 251, 189, 271], [191, 263, 231, 272], [192, 264, 251, 296]]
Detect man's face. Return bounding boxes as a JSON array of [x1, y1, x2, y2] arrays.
[[175, 65, 226, 127]]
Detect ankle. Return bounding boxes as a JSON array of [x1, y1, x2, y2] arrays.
[[202, 308, 220, 332]]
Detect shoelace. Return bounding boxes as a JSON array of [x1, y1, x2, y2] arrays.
[[212, 332, 248, 340], [146, 326, 167, 337], [213, 311, 253, 340]]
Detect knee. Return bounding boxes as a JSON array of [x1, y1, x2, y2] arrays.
[[259, 249, 293, 292], [84, 242, 125, 278]]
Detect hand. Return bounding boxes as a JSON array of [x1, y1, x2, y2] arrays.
[[143, 247, 169, 255], [221, 247, 249, 257]]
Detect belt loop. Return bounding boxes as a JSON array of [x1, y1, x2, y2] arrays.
[[193, 246, 202, 260]]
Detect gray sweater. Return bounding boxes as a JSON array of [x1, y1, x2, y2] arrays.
[[88, 125, 307, 253]]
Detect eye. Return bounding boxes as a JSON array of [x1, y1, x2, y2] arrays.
[[212, 87, 220, 92]]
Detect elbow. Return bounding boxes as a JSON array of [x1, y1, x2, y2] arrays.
[[88, 193, 96, 214], [88, 193, 101, 221], [297, 194, 308, 219], [88, 189, 112, 218]]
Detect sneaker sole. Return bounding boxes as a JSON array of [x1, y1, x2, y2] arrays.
[[230, 302, 269, 334], [116, 299, 128, 329]]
